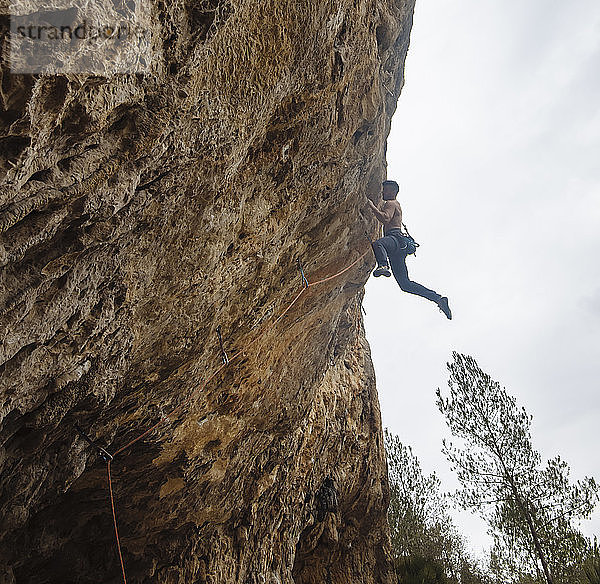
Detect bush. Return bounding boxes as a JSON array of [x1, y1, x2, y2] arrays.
[[395, 555, 448, 584], [583, 556, 600, 584]]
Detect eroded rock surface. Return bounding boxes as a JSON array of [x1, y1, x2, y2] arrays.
[[0, 0, 415, 581]]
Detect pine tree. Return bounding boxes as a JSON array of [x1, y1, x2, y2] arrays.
[[437, 352, 599, 584]]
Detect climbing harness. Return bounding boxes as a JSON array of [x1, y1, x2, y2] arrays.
[[382, 223, 419, 256], [104, 246, 371, 584]]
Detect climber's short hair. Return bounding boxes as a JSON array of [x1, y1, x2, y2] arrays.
[[382, 180, 399, 195]]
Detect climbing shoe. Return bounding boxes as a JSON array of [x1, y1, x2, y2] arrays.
[[373, 265, 391, 278], [438, 297, 452, 320]]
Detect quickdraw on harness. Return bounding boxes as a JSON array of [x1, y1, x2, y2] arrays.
[[397, 222, 420, 255]]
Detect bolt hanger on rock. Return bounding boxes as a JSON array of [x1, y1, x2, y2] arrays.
[[216, 325, 229, 365], [297, 258, 309, 289], [74, 423, 113, 462]]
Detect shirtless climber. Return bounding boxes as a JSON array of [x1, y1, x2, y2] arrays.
[[367, 180, 452, 320]]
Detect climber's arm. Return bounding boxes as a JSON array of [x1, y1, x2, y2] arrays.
[[368, 199, 394, 224]]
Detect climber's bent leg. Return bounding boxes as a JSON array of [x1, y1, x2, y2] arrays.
[[371, 234, 399, 268]]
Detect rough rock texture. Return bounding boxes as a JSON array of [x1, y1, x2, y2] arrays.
[[0, 0, 415, 582]]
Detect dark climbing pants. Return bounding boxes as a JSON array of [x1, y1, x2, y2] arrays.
[[372, 230, 442, 304]]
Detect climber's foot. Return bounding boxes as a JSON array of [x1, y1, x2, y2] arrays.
[[438, 297, 452, 320], [373, 265, 391, 278]]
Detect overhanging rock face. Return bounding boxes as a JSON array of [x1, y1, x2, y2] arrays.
[[0, 0, 415, 581]]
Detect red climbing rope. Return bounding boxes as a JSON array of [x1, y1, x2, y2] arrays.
[[271, 287, 306, 328], [105, 245, 372, 582], [107, 461, 128, 584], [308, 250, 370, 287]]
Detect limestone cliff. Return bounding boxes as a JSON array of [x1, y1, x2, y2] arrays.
[[0, 0, 415, 582]]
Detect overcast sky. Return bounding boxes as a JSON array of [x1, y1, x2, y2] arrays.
[[364, 0, 600, 559]]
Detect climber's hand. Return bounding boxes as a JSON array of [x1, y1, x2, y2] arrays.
[[367, 198, 378, 212]]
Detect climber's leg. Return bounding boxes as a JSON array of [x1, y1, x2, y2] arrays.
[[372, 234, 399, 267], [389, 251, 442, 303]]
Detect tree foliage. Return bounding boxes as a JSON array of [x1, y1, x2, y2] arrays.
[[582, 540, 600, 584], [385, 429, 489, 583], [386, 429, 450, 559], [437, 352, 599, 584], [395, 555, 448, 584]]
